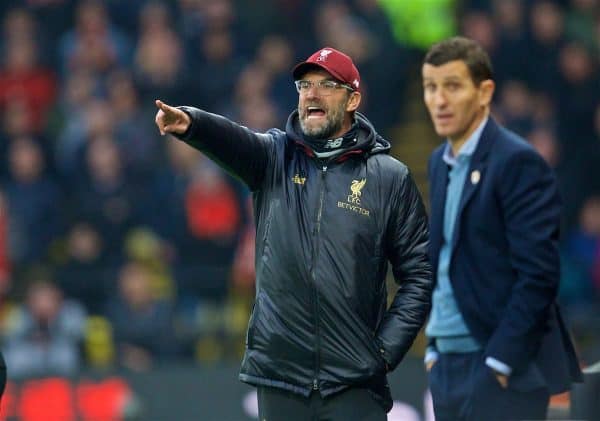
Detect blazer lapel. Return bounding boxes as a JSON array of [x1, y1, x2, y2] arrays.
[[429, 149, 448, 272], [451, 118, 498, 252]]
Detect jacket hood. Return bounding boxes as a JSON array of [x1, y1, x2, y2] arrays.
[[285, 110, 391, 157]]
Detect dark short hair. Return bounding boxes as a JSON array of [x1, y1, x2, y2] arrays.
[[423, 36, 494, 85]]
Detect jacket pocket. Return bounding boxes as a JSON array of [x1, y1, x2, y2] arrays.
[[257, 200, 276, 272], [262, 200, 275, 243], [371, 334, 388, 372], [369, 332, 387, 373], [352, 323, 386, 376]]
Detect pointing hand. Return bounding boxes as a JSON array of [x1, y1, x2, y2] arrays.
[[155, 99, 191, 136]]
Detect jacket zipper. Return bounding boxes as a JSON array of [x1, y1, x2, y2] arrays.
[[311, 165, 327, 391]]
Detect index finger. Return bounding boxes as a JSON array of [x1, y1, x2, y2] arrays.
[[155, 99, 174, 113]]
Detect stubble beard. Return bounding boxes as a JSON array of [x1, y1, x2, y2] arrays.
[[299, 102, 346, 140]]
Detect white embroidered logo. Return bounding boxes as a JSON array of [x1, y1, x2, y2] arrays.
[[317, 49, 333, 62], [325, 138, 343, 149]]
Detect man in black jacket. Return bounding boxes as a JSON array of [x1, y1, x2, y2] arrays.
[[155, 47, 432, 420]]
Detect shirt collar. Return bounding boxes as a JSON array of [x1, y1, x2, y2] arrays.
[[443, 116, 488, 167]]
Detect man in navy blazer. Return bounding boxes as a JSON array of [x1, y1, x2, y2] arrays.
[[421, 36, 582, 421]]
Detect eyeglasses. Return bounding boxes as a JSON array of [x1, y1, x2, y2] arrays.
[[294, 79, 354, 95]]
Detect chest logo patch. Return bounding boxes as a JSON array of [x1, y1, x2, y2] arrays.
[[338, 178, 370, 216], [350, 179, 366, 200]]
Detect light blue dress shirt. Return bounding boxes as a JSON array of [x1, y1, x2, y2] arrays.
[[425, 118, 487, 351], [424, 117, 512, 376]]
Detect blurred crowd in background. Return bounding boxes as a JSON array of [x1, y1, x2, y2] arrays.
[[0, 0, 597, 381]]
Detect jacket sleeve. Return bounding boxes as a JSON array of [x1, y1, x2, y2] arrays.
[[175, 106, 275, 191], [376, 168, 433, 370], [484, 150, 561, 372]]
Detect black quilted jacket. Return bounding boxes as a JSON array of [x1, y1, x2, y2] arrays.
[[177, 107, 432, 412]]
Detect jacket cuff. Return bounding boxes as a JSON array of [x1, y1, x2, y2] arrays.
[[424, 348, 438, 365], [175, 106, 198, 141], [485, 356, 512, 376]]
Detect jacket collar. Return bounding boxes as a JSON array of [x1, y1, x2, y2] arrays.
[[442, 116, 487, 167], [285, 110, 390, 160]]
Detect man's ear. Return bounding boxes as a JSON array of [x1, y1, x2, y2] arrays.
[[479, 79, 495, 107], [346, 91, 361, 112]]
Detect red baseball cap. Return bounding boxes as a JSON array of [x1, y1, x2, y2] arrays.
[[292, 47, 361, 91]]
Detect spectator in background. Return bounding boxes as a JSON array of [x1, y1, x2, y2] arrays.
[[234, 0, 306, 49], [133, 1, 191, 106], [3, 137, 62, 272], [71, 135, 137, 263], [3, 279, 86, 379], [528, 126, 561, 169], [253, 35, 297, 112], [555, 41, 599, 226], [2, 7, 36, 44], [106, 261, 176, 371], [106, 0, 158, 40], [565, 0, 598, 51], [55, 97, 115, 179], [54, 221, 110, 315], [495, 80, 534, 136], [0, 7, 60, 170], [556, 41, 598, 150], [560, 195, 600, 363], [195, 0, 236, 34], [144, 138, 198, 245], [137, 1, 174, 42], [0, 32, 56, 134], [490, 0, 528, 86], [561, 195, 600, 305], [528, 1, 565, 94], [0, 99, 36, 181], [525, 122, 588, 238], [236, 95, 281, 132], [176, 155, 242, 303], [0, 7, 55, 69], [460, 10, 495, 54], [224, 63, 274, 114], [352, 0, 402, 51], [106, 69, 162, 179], [58, 68, 98, 115], [58, 0, 131, 77], [123, 228, 175, 302], [314, 1, 407, 133], [145, 138, 242, 306], [221, 62, 284, 130], [191, 28, 247, 110], [3, 2, 72, 51], [176, 0, 206, 44], [0, 17, 57, 178]]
